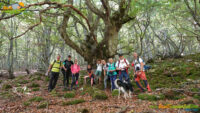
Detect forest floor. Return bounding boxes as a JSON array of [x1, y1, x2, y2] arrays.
[[0, 54, 200, 113]]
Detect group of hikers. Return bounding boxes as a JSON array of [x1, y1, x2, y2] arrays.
[[46, 53, 151, 93]]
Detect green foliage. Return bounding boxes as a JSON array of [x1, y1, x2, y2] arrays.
[[112, 89, 119, 97], [64, 92, 75, 98], [29, 96, 44, 102], [37, 102, 48, 109], [2, 84, 12, 90], [28, 83, 40, 88], [138, 94, 165, 101], [62, 99, 85, 106], [0, 80, 2, 84]]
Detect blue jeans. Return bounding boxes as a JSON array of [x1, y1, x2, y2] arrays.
[[119, 70, 129, 81], [109, 75, 117, 90]]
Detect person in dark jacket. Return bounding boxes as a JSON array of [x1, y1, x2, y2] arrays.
[[62, 55, 73, 89]]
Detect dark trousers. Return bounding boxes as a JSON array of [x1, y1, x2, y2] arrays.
[[119, 70, 130, 82], [109, 75, 117, 90], [48, 72, 59, 91], [62, 70, 72, 88], [71, 73, 79, 89]]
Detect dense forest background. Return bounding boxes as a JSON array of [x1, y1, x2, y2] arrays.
[[0, 0, 200, 78]]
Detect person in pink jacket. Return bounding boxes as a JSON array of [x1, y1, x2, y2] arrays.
[[70, 59, 80, 90]]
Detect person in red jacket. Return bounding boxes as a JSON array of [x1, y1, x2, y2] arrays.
[[70, 59, 80, 90], [132, 52, 151, 92]]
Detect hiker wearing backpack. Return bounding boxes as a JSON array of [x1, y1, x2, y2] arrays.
[[47, 54, 65, 92], [70, 59, 80, 90], [61, 55, 74, 90], [107, 58, 117, 91], [116, 54, 130, 82], [132, 52, 151, 92]]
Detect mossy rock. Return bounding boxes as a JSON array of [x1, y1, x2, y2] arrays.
[[29, 96, 44, 102], [138, 94, 165, 101], [37, 101, 48, 109], [112, 89, 119, 97], [2, 84, 12, 90], [23, 101, 31, 106], [64, 92, 75, 98], [62, 99, 85, 106], [28, 83, 40, 88], [92, 91, 108, 100], [32, 88, 40, 91]]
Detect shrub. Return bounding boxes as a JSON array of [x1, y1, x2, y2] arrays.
[[37, 102, 48, 109], [29, 96, 44, 102], [62, 99, 85, 106], [64, 92, 75, 98]]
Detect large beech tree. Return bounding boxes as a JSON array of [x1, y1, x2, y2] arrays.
[[59, 0, 135, 64]]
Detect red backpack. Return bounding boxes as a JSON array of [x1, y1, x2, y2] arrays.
[[118, 59, 129, 74]]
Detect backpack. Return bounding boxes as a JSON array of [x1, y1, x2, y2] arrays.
[[117, 59, 129, 74], [135, 58, 151, 71]]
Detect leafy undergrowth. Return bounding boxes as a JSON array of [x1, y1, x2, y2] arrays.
[[0, 53, 200, 112]]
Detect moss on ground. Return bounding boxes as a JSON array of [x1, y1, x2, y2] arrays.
[[64, 92, 75, 98], [62, 99, 85, 106], [29, 96, 44, 102], [37, 101, 48, 109], [138, 93, 165, 101], [50, 89, 62, 97], [32, 88, 40, 91], [28, 83, 40, 88], [112, 89, 119, 97], [2, 84, 12, 90], [23, 101, 31, 106]]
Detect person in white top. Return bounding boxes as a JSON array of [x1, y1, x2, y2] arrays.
[[102, 60, 109, 90], [116, 54, 130, 82], [132, 52, 151, 92], [95, 59, 103, 84]]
